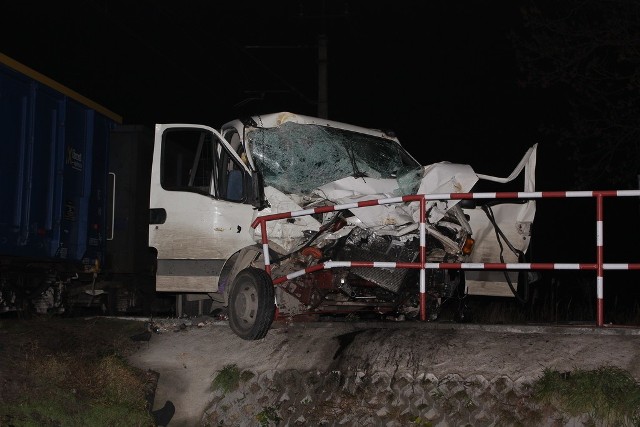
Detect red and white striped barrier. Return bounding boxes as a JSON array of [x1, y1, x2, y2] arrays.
[[252, 190, 640, 327]]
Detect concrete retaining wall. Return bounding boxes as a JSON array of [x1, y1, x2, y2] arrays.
[[203, 369, 600, 426]]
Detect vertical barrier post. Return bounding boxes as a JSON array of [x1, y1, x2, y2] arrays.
[[260, 220, 272, 276], [419, 197, 427, 321], [596, 194, 604, 326], [258, 219, 282, 319]]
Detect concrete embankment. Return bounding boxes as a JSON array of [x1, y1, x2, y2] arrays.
[[127, 319, 640, 426]]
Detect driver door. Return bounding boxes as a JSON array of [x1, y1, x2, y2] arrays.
[[148, 124, 257, 292]]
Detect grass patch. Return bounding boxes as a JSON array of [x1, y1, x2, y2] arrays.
[[533, 366, 640, 425], [255, 405, 281, 426], [0, 316, 155, 426], [212, 364, 242, 394]]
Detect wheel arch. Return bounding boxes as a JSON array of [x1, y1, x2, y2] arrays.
[[220, 244, 266, 305]]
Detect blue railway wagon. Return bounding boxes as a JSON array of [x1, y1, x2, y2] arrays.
[[0, 53, 122, 311]]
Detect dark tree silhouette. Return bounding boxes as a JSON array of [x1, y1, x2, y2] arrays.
[[512, 0, 640, 189]]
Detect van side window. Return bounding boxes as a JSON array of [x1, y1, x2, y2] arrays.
[[161, 128, 246, 202], [161, 129, 215, 195], [216, 141, 246, 202]]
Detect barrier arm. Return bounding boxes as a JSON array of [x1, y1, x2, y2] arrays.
[[251, 189, 640, 327]]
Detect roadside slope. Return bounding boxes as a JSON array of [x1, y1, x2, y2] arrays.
[[127, 319, 640, 426]]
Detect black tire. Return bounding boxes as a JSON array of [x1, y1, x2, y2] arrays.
[[228, 267, 275, 340]]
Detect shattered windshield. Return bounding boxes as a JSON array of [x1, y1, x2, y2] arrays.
[[248, 121, 424, 195]]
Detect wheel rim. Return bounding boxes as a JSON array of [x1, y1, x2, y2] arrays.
[[234, 284, 258, 327]]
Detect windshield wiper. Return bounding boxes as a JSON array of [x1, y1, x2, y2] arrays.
[[345, 141, 367, 179]]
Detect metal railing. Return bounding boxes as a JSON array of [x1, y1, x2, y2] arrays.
[[251, 189, 640, 327]]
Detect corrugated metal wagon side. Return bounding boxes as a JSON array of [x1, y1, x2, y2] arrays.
[[0, 53, 121, 314]]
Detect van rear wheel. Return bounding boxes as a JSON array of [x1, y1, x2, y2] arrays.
[[228, 267, 275, 340]]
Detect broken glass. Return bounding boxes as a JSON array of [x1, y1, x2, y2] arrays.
[[247, 121, 424, 195]]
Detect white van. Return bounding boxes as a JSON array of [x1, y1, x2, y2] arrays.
[[149, 112, 537, 339]]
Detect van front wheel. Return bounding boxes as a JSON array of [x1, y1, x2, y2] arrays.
[[228, 268, 275, 340]]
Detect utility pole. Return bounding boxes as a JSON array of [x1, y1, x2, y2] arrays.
[[242, 2, 347, 118], [314, 0, 329, 118], [317, 33, 329, 119], [314, 0, 348, 119]]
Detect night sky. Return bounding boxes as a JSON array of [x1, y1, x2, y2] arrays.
[[2, 2, 638, 250], [0, 1, 545, 175]]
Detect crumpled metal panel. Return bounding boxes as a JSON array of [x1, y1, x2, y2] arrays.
[[335, 227, 419, 293]]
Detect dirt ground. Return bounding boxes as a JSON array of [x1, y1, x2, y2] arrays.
[[125, 317, 640, 426], [2, 313, 639, 425]]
